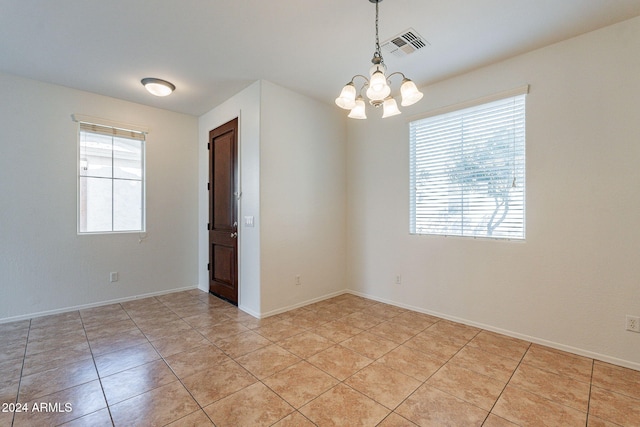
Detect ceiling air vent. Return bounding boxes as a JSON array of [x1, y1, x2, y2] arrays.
[[381, 28, 429, 58]]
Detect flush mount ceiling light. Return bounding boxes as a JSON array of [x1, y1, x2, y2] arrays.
[[335, 0, 423, 119], [141, 78, 175, 97]]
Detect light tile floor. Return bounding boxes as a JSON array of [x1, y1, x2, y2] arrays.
[[0, 290, 638, 426]]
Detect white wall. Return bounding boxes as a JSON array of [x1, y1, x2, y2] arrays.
[[0, 73, 198, 321], [198, 81, 262, 316], [347, 17, 640, 369], [259, 81, 347, 314], [198, 80, 348, 317]]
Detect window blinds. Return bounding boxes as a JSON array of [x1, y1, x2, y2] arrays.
[[409, 92, 526, 239], [79, 122, 145, 141]]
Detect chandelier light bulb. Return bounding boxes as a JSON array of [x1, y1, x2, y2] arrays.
[[369, 71, 387, 92], [366, 71, 391, 101]]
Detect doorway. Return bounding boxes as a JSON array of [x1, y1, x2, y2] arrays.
[[208, 118, 239, 304]]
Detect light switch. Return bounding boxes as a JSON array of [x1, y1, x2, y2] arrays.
[[244, 216, 254, 227]]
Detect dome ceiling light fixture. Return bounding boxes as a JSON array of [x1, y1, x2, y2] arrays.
[[335, 0, 424, 119], [141, 77, 176, 97]]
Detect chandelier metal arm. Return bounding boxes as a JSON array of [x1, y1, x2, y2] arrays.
[[349, 74, 370, 85], [347, 74, 371, 95], [386, 71, 407, 81]]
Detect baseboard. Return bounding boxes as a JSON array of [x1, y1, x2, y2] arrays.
[[0, 285, 199, 324], [257, 290, 349, 319], [347, 289, 640, 372], [238, 304, 261, 319]]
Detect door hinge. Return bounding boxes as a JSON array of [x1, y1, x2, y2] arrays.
[[207, 263, 210, 271], [207, 223, 210, 230], [207, 182, 210, 191], [207, 142, 210, 150]]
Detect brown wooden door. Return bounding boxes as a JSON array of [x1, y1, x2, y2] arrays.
[[208, 118, 238, 304]]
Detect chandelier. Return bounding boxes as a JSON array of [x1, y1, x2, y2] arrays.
[[335, 0, 424, 119]]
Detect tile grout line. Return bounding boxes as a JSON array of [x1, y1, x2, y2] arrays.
[[480, 340, 532, 426], [80, 307, 117, 427], [385, 326, 488, 423], [15, 314, 106, 427], [253, 308, 419, 426], [19, 310, 113, 426], [372, 328, 433, 424], [258, 371, 312, 427], [155, 296, 222, 426], [84, 298, 197, 425], [501, 345, 600, 422], [10, 318, 32, 427], [335, 317, 447, 424], [360, 314, 449, 420], [584, 358, 595, 427], [172, 294, 284, 423], [236, 307, 318, 423]]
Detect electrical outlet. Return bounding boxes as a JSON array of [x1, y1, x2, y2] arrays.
[[110, 272, 119, 283], [295, 275, 301, 286], [626, 315, 640, 332], [395, 275, 402, 285]]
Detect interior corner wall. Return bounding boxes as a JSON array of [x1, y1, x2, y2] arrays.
[[259, 81, 348, 315], [198, 81, 262, 317], [0, 73, 199, 322], [346, 16, 640, 369]]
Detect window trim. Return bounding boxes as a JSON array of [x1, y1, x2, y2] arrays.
[[406, 85, 529, 123], [73, 115, 148, 235]]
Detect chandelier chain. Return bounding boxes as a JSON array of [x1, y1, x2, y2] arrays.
[[374, 0, 383, 63]]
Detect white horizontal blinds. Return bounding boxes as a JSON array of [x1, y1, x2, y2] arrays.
[[79, 122, 145, 141], [410, 94, 526, 239]]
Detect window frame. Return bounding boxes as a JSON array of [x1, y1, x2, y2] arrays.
[[74, 116, 148, 235], [409, 86, 528, 240]]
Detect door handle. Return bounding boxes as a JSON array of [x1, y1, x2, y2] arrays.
[[230, 232, 238, 238]]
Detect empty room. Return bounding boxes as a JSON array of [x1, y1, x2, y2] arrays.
[[1, 1, 639, 426]]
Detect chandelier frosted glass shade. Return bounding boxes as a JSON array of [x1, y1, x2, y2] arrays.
[[400, 78, 424, 106], [382, 97, 401, 118], [348, 97, 367, 119], [335, 83, 357, 109]]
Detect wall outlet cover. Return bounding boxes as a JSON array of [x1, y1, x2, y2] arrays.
[[626, 315, 640, 333]]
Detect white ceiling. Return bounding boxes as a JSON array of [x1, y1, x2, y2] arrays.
[[2, 0, 640, 116]]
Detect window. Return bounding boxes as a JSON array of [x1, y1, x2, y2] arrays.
[[78, 121, 146, 233], [410, 89, 526, 239]]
